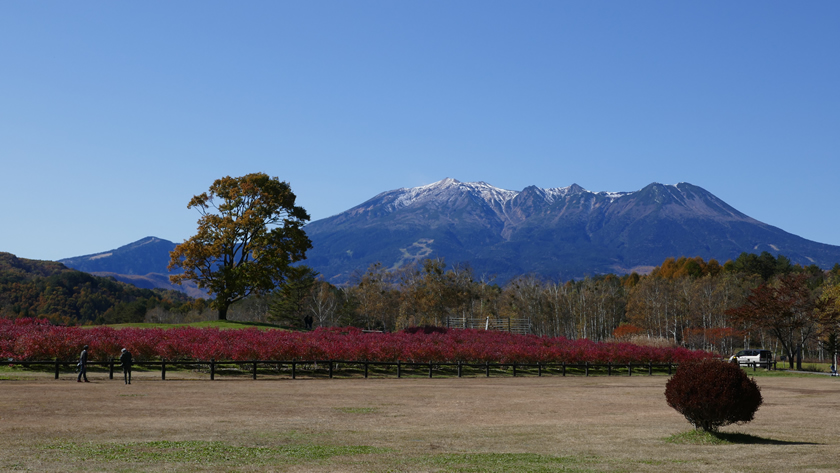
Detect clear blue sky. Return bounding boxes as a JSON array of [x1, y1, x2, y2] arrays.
[[2, 2, 839, 261]]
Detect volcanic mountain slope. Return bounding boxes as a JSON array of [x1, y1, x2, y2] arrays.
[[57, 179, 840, 288], [59, 237, 205, 298], [303, 178, 840, 284], [59, 237, 177, 275]]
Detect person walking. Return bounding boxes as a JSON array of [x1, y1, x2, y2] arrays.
[[77, 345, 89, 383], [119, 348, 133, 384]]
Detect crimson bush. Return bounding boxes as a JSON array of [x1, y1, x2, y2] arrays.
[[1, 318, 716, 364], [665, 359, 763, 432]]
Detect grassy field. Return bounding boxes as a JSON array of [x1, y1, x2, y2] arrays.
[[91, 320, 283, 330], [2, 369, 839, 472]]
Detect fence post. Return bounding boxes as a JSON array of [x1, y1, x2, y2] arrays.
[[364, 361, 369, 379], [292, 362, 296, 379], [562, 361, 566, 377], [457, 361, 462, 378], [648, 362, 653, 376], [607, 362, 612, 376], [429, 362, 433, 378], [485, 362, 490, 378], [252, 361, 257, 380], [55, 359, 59, 380], [161, 360, 166, 380], [628, 362, 632, 377], [585, 362, 589, 377], [210, 359, 215, 380], [668, 362, 672, 375], [397, 361, 401, 379], [538, 363, 542, 377], [513, 363, 517, 377], [329, 361, 334, 379], [109, 358, 114, 380]]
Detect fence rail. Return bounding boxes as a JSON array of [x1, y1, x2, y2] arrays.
[[736, 360, 777, 370], [4, 359, 693, 380]]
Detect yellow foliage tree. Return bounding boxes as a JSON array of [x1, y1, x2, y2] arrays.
[[168, 173, 311, 320]]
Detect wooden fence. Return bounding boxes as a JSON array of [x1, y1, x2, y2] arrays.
[[4, 359, 697, 380], [444, 316, 531, 335]]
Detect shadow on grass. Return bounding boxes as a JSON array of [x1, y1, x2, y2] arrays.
[[714, 432, 817, 445], [666, 430, 819, 446]]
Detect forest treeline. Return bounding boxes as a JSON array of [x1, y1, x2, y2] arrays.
[[5, 249, 840, 361], [214, 251, 840, 361], [0, 252, 195, 325]]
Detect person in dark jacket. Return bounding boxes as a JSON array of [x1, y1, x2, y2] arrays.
[[119, 348, 133, 384], [77, 345, 89, 382]]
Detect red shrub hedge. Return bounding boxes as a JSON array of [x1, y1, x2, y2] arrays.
[[1, 317, 715, 365], [665, 359, 763, 432]]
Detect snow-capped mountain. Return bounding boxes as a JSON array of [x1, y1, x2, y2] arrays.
[[304, 178, 840, 283], [59, 179, 840, 288]]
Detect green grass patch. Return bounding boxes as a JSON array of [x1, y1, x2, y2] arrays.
[[0, 375, 28, 380], [665, 430, 787, 445], [414, 452, 593, 472], [738, 368, 830, 377], [95, 320, 283, 330], [47, 440, 389, 466], [800, 362, 832, 373], [666, 430, 732, 445]]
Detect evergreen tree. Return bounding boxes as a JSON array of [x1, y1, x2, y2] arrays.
[[268, 266, 318, 328]]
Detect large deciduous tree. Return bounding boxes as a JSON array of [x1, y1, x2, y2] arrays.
[[168, 173, 312, 320], [726, 273, 839, 369]]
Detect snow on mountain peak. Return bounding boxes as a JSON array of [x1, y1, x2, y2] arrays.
[[380, 178, 646, 213], [387, 178, 516, 211]]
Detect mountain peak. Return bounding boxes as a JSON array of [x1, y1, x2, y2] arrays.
[[56, 178, 840, 289], [304, 178, 840, 284], [365, 179, 723, 220], [60, 237, 178, 276]]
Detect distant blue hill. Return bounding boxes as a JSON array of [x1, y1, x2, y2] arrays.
[[59, 237, 206, 298]]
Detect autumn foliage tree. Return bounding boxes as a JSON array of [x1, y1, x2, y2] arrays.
[[398, 259, 473, 328], [169, 173, 311, 320], [726, 273, 839, 369]]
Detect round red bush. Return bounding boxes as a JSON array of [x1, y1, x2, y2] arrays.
[[665, 359, 763, 432]]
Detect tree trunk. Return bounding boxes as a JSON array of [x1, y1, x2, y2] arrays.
[[779, 343, 794, 369], [796, 345, 802, 371], [218, 305, 228, 321]]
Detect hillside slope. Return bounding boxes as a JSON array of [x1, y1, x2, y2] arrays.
[[0, 252, 192, 324]]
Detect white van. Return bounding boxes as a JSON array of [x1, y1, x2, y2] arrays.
[[729, 349, 774, 367]]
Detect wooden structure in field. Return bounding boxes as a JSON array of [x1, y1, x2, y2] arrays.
[[444, 316, 531, 335]]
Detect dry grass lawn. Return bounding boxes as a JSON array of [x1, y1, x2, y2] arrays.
[[1, 369, 839, 472]]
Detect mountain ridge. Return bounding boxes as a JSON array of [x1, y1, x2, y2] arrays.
[[55, 179, 840, 288], [58, 237, 206, 297], [59, 236, 177, 275], [303, 179, 840, 283]]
